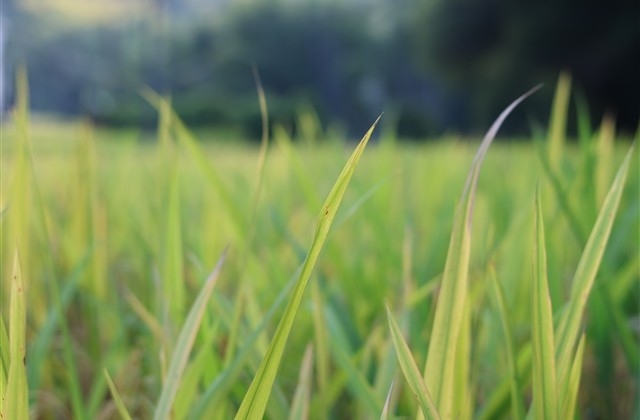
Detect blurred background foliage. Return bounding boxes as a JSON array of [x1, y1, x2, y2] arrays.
[[2, 0, 638, 139]]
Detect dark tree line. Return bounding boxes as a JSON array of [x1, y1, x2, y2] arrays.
[[3, 0, 638, 139]]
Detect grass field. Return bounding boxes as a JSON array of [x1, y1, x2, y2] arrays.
[[1, 75, 638, 419]]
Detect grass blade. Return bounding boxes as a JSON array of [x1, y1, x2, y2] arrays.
[[531, 188, 558, 420], [153, 249, 228, 420], [547, 72, 572, 170], [555, 145, 634, 399], [141, 88, 247, 239], [4, 250, 28, 420], [386, 305, 441, 420], [288, 344, 314, 420], [162, 170, 185, 324], [563, 334, 586, 419], [0, 315, 8, 387], [103, 369, 133, 420], [310, 280, 330, 418], [234, 117, 380, 420], [380, 380, 395, 420], [424, 85, 542, 418], [488, 266, 525, 420]]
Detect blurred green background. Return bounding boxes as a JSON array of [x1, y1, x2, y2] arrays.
[[1, 0, 638, 139]]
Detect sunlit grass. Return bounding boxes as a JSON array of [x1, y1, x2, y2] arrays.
[[1, 74, 638, 419]]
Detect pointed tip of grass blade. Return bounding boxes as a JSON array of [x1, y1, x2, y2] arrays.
[[153, 248, 227, 420], [103, 369, 133, 420], [380, 380, 395, 420], [463, 84, 543, 224], [236, 122, 378, 420], [554, 142, 634, 396], [424, 86, 541, 416]]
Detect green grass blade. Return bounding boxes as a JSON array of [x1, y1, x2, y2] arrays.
[[245, 65, 270, 252], [123, 287, 164, 341], [380, 380, 395, 420], [452, 301, 471, 420], [547, 72, 571, 170], [386, 305, 441, 420], [5, 250, 28, 420], [141, 88, 247, 238], [288, 344, 314, 420], [488, 266, 525, 420], [555, 145, 634, 397], [424, 85, 542, 418], [103, 369, 133, 420], [595, 114, 615, 204], [0, 315, 8, 387], [535, 140, 586, 245], [310, 280, 330, 418], [234, 117, 380, 420], [162, 170, 185, 324], [562, 334, 586, 419], [531, 188, 558, 420], [174, 324, 220, 419], [153, 249, 228, 420]]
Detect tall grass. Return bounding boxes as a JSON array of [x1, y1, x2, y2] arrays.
[[1, 72, 638, 419]]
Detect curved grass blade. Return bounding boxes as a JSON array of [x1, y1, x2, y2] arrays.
[[234, 117, 380, 420], [4, 250, 28, 420], [554, 145, 634, 400], [103, 369, 133, 420], [153, 248, 228, 420], [386, 305, 441, 420], [423, 85, 542, 418], [488, 266, 525, 420], [531, 188, 558, 420]]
